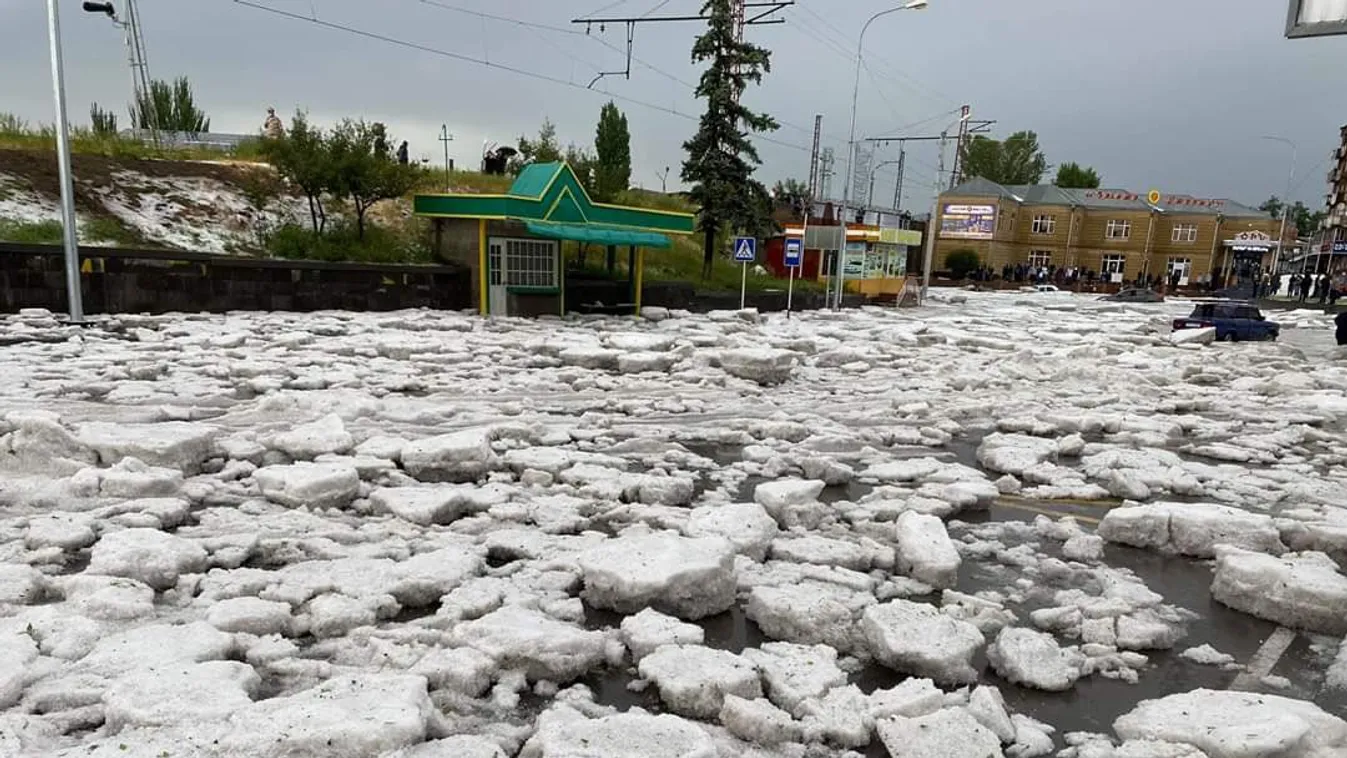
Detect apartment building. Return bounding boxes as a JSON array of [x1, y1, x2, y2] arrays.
[[934, 178, 1285, 285]]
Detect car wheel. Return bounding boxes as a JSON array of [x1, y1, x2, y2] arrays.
[[1219, 332, 1234, 342]]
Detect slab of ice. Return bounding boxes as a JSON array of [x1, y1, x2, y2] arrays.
[[1211, 548, 1347, 635], [861, 600, 985, 684], [638, 644, 762, 719], [409, 646, 496, 696], [968, 685, 1016, 744], [876, 708, 1005, 758], [0, 633, 39, 709], [745, 582, 869, 653], [742, 642, 848, 717], [81, 621, 234, 674], [521, 706, 717, 758], [770, 535, 871, 571], [77, 421, 218, 473], [59, 575, 156, 620], [1179, 644, 1237, 667], [720, 348, 796, 385], [895, 511, 962, 589], [370, 486, 472, 526], [386, 735, 507, 758], [800, 684, 873, 748], [720, 695, 800, 745], [402, 429, 498, 483], [0, 564, 45, 605], [221, 674, 433, 756], [254, 462, 360, 509], [1113, 688, 1347, 758], [103, 661, 260, 730], [987, 627, 1084, 692], [25, 512, 96, 551], [87, 528, 208, 591], [578, 532, 736, 620], [868, 677, 946, 720], [978, 433, 1059, 476], [270, 413, 354, 459], [753, 479, 828, 527], [206, 596, 294, 636], [685, 502, 779, 561], [620, 608, 706, 662], [1099, 503, 1285, 558], [1326, 638, 1347, 690], [454, 605, 607, 682], [1170, 327, 1216, 345], [94, 457, 184, 499]]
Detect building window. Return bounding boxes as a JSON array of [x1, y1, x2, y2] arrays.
[[490, 237, 558, 288], [1105, 220, 1131, 240], [1028, 250, 1052, 268], [1031, 215, 1056, 235], [1172, 223, 1198, 243], [1102, 254, 1126, 276]]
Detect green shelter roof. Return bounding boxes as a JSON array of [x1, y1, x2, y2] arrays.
[[524, 220, 672, 248], [413, 162, 695, 236]]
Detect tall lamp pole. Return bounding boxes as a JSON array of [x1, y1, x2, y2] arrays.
[[837, 0, 928, 310], [1261, 135, 1297, 279], [47, 0, 85, 322]]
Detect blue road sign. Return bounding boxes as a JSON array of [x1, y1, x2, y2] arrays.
[[784, 238, 803, 267], [733, 236, 757, 262]]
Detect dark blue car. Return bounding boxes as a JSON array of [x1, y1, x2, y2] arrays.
[[1172, 302, 1279, 342]]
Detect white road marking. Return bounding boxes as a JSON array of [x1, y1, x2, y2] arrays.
[[1230, 627, 1297, 691]]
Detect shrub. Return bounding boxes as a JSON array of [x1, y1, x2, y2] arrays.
[[0, 218, 63, 244], [945, 248, 980, 279], [265, 222, 431, 264]]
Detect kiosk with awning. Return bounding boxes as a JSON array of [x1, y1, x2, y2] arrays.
[[413, 162, 695, 317]]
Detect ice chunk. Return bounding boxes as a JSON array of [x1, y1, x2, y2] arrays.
[[720, 695, 800, 745], [87, 528, 208, 591], [1211, 548, 1347, 635], [745, 583, 866, 653], [77, 421, 218, 473], [754, 479, 828, 527], [222, 674, 433, 756], [0, 633, 39, 709], [620, 608, 706, 662], [386, 735, 506, 758], [270, 413, 354, 459], [638, 645, 762, 719], [1179, 644, 1237, 667], [402, 429, 498, 483], [103, 661, 260, 729], [1113, 688, 1347, 758], [861, 599, 985, 684], [1099, 503, 1285, 558], [25, 512, 96, 551], [719, 348, 796, 385], [59, 575, 156, 620], [1116, 608, 1184, 651], [521, 706, 717, 758], [978, 433, 1059, 476], [455, 605, 607, 682], [895, 511, 962, 589], [800, 684, 873, 748], [1327, 638, 1347, 690], [410, 646, 496, 696], [206, 596, 294, 636], [1009, 713, 1056, 758], [868, 677, 945, 720], [254, 461, 360, 509], [987, 627, 1084, 692], [370, 486, 472, 526], [742, 642, 848, 717], [685, 502, 779, 561], [1063, 534, 1106, 563], [770, 535, 871, 571], [968, 685, 1017, 743], [876, 708, 1004, 758], [0, 565, 45, 605], [1170, 326, 1216, 345], [306, 593, 381, 638], [578, 532, 736, 620], [96, 457, 184, 498], [81, 621, 234, 674]]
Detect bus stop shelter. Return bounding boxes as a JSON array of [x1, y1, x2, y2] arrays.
[[414, 162, 695, 317]]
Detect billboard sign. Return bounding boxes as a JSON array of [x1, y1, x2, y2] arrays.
[[940, 204, 995, 239], [1286, 0, 1347, 38]]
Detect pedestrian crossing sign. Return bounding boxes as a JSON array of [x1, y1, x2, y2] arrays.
[[733, 237, 756, 262]]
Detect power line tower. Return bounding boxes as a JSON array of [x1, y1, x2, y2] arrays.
[[87, 0, 158, 134], [947, 106, 995, 190], [807, 115, 822, 203], [819, 147, 835, 201]]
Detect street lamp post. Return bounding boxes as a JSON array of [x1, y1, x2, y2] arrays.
[[47, 0, 85, 322], [836, 0, 927, 310], [1261, 135, 1297, 283]]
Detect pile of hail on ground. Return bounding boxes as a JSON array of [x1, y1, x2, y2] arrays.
[[0, 290, 1345, 758]]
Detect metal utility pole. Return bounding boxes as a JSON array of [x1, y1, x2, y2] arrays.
[[893, 142, 906, 213], [85, 0, 157, 139], [1260, 136, 1297, 275], [918, 130, 947, 304], [439, 125, 454, 190], [807, 115, 823, 204], [948, 104, 970, 190], [47, 0, 85, 321]]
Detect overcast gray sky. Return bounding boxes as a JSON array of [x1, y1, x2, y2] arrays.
[[2, 0, 1343, 213]]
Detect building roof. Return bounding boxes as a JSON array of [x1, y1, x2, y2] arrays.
[[413, 162, 696, 238], [945, 177, 1270, 219]]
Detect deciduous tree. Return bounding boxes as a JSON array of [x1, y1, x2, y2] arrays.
[[1053, 162, 1101, 189]]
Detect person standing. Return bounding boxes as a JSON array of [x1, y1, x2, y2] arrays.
[[396, 141, 409, 165], [263, 107, 284, 139]]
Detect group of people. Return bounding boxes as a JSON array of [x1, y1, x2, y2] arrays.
[[1284, 272, 1338, 305], [262, 107, 410, 164], [994, 263, 1097, 286]]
